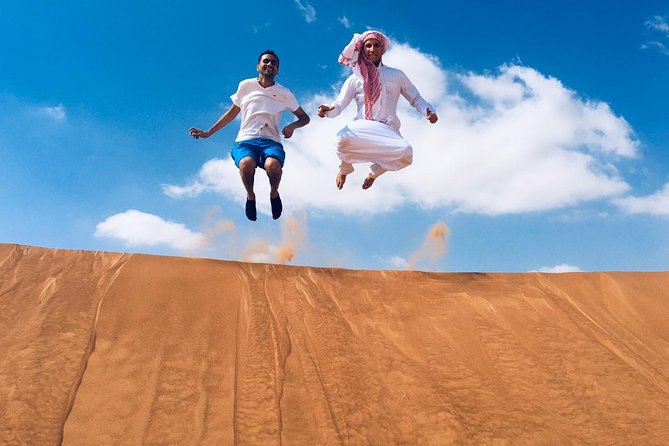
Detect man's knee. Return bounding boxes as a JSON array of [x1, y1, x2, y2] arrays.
[[336, 137, 349, 151], [264, 157, 282, 175], [403, 148, 413, 166], [336, 126, 354, 150], [398, 145, 413, 168], [239, 157, 257, 175]]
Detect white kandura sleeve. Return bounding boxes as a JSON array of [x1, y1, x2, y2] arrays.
[[325, 75, 358, 118], [401, 74, 435, 116]]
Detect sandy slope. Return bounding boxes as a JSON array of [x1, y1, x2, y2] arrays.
[[1, 243, 668, 445]]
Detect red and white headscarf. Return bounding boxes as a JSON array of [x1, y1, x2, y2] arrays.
[[338, 30, 391, 120]]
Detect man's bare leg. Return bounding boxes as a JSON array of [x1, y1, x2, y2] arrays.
[[265, 157, 283, 219], [239, 157, 257, 220], [363, 164, 386, 189], [239, 157, 257, 200], [362, 174, 376, 189], [264, 157, 282, 199], [337, 160, 354, 190], [336, 173, 347, 190]]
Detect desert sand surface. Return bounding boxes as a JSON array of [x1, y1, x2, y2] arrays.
[[1, 243, 668, 445]]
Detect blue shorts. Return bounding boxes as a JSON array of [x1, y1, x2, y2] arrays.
[[231, 138, 285, 168]]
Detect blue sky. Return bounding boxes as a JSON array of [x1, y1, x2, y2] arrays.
[[2, 0, 668, 272]]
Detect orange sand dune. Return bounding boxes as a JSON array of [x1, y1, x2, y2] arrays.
[[1, 243, 668, 445]]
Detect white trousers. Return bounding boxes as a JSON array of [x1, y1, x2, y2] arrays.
[[336, 119, 413, 177]]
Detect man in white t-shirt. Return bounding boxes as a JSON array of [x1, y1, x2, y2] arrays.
[[317, 31, 438, 190], [189, 50, 310, 221]]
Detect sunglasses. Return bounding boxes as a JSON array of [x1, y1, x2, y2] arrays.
[[262, 58, 278, 66]]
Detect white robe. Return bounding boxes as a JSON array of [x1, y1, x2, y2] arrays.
[[325, 64, 434, 176], [336, 119, 412, 176]]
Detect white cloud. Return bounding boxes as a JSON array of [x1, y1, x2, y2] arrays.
[[38, 104, 67, 121], [338, 16, 351, 28], [164, 42, 639, 217], [643, 16, 669, 55], [374, 255, 409, 270], [641, 40, 669, 55], [646, 15, 669, 34], [252, 21, 271, 34], [161, 158, 243, 198], [384, 42, 447, 103], [95, 209, 206, 250], [293, 0, 316, 23], [614, 182, 669, 216], [532, 264, 584, 273]]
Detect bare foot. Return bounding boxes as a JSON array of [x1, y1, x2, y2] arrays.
[[336, 173, 347, 190], [362, 174, 376, 190]]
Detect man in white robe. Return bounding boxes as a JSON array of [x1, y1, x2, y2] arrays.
[[317, 31, 438, 189]]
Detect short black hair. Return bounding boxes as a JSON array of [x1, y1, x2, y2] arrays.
[[258, 49, 280, 67]]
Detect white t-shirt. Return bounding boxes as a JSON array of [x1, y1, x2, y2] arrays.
[[231, 78, 300, 143]]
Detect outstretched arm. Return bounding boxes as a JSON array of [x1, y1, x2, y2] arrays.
[[282, 106, 310, 138], [400, 73, 438, 124], [189, 104, 241, 139], [316, 75, 357, 118], [317, 104, 334, 118]]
